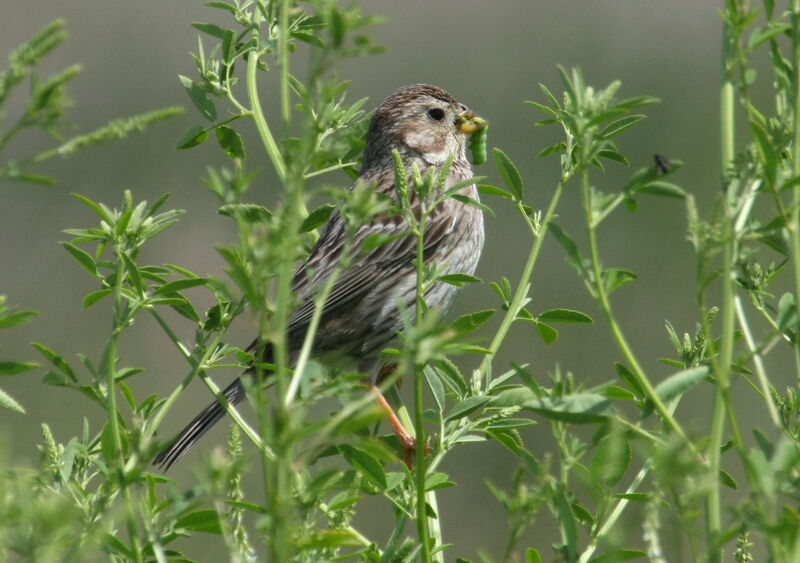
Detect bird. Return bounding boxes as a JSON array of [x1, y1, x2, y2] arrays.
[[154, 84, 486, 469]]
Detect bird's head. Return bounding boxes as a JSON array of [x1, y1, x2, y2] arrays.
[[362, 84, 486, 169]]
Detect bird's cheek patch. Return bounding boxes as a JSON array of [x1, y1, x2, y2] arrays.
[[403, 129, 437, 152], [402, 128, 450, 164]]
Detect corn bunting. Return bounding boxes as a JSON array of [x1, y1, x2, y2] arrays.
[[155, 84, 486, 469]]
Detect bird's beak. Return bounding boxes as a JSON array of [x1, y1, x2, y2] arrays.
[[455, 111, 487, 135]]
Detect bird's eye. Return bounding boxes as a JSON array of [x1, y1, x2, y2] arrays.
[[427, 108, 445, 121]]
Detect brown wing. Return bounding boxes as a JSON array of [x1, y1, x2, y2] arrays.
[[284, 170, 460, 333]]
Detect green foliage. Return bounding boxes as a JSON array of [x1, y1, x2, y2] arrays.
[[6, 1, 800, 562], [0, 295, 38, 413], [0, 19, 182, 185]]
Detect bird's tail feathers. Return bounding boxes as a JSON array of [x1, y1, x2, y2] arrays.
[[153, 377, 246, 470]]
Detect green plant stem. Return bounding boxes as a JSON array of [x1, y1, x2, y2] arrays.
[[146, 309, 272, 458], [790, 1, 800, 381], [734, 296, 780, 425], [413, 217, 432, 562], [304, 161, 358, 179], [478, 180, 565, 388], [705, 22, 738, 561], [578, 462, 651, 563], [246, 10, 287, 184], [278, 0, 291, 133], [579, 169, 691, 449], [284, 266, 341, 406], [248, 6, 295, 558], [0, 118, 26, 151], [107, 250, 144, 563]]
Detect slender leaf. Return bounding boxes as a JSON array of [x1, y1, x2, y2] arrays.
[[493, 148, 523, 200]]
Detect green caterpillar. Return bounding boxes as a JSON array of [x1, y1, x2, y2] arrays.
[[469, 124, 488, 165]]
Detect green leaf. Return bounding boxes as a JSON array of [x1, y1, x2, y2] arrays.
[[9, 172, 56, 185], [432, 358, 467, 397], [553, 482, 578, 556], [83, 288, 112, 308], [425, 367, 445, 412], [548, 222, 583, 271], [438, 273, 482, 286], [591, 424, 630, 486], [637, 180, 686, 199], [32, 343, 77, 382], [603, 268, 637, 294], [175, 125, 209, 149], [538, 141, 566, 158], [777, 293, 797, 332], [450, 309, 494, 335], [521, 393, 612, 423], [425, 472, 456, 491], [206, 1, 237, 14], [300, 529, 364, 549], [292, 31, 325, 48], [70, 193, 113, 223], [0, 388, 25, 413], [491, 386, 536, 408], [42, 370, 69, 387], [749, 120, 778, 187], [493, 148, 523, 200], [120, 252, 144, 296], [0, 361, 38, 375], [599, 114, 645, 139], [524, 99, 557, 116], [485, 418, 537, 430], [615, 362, 644, 397], [179, 75, 216, 121], [102, 534, 134, 558], [538, 308, 593, 324], [329, 8, 345, 48], [338, 444, 387, 489], [300, 204, 335, 233], [478, 184, 515, 200], [719, 469, 738, 490], [525, 547, 542, 563], [0, 310, 38, 329], [60, 242, 97, 276], [216, 125, 245, 160], [176, 509, 222, 534], [219, 203, 272, 223], [191, 22, 228, 39], [597, 149, 629, 166], [449, 193, 495, 217], [445, 396, 490, 421], [643, 366, 710, 417], [115, 367, 143, 382], [154, 278, 208, 295], [534, 321, 558, 345]]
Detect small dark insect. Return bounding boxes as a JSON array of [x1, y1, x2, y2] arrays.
[[654, 153, 671, 175], [470, 124, 488, 165]]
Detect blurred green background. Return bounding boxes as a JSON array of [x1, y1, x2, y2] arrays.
[[0, 0, 747, 559]]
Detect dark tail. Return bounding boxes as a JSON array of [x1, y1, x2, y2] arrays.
[[153, 377, 247, 470]]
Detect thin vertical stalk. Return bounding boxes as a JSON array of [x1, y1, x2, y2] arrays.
[[413, 215, 432, 562], [247, 6, 287, 184], [478, 180, 565, 388], [706, 15, 738, 562], [278, 0, 291, 132], [579, 169, 690, 448], [108, 251, 144, 563], [248, 4, 296, 559], [789, 1, 800, 380]]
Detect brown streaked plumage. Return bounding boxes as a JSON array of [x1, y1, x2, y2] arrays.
[[154, 84, 486, 469]]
